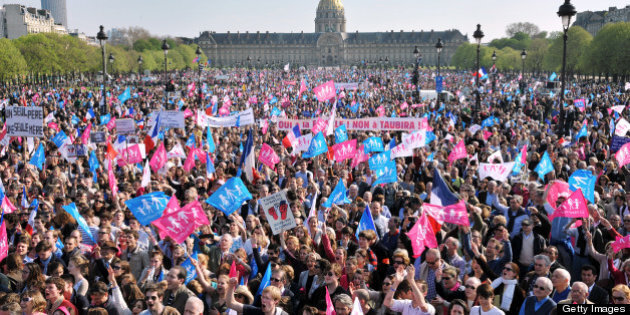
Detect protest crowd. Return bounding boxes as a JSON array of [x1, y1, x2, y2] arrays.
[[0, 65, 628, 315]]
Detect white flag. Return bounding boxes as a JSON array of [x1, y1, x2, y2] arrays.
[[284, 63, 290, 72], [349, 297, 364, 315], [326, 104, 337, 136], [141, 161, 151, 188], [616, 118, 630, 136]]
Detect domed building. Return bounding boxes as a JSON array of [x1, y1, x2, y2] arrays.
[[197, 0, 467, 67]]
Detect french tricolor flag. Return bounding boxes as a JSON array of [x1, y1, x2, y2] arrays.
[[282, 125, 301, 148]]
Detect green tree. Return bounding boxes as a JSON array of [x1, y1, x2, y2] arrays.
[[0, 39, 28, 77], [582, 22, 630, 76], [526, 38, 549, 75], [14, 34, 62, 74], [543, 26, 592, 74]]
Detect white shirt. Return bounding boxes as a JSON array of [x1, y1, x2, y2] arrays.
[[390, 299, 436, 315], [470, 306, 505, 315]]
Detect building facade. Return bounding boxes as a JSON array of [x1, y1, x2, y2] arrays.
[[573, 5, 630, 36], [0, 4, 67, 39], [41, 0, 67, 28], [197, 0, 467, 67]]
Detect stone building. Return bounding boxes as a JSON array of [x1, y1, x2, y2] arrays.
[[0, 4, 67, 39], [573, 5, 630, 36], [196, 0, 467, 67]]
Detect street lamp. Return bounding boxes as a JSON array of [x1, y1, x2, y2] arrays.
[[413, 46, 421, 102], [435, 38, 443, 108], [520, 49, 527, 93], [385, 56, 389, 69], [491, 51, 497, 92], [557, 0, 577, 136], [196, 46, 203, 106], [473, 24, 484, 112], [137, 55, 143, 77], [161, 39, 170, 102], [96, 25, 108, 108]]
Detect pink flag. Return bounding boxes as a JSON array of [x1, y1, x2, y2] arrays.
[[183, 148, 196, 172], [163, 196, 181, 216], [546, 181, 571, 210], [332, 139, 357, 162], [612, 235, 630, 253], [422, 201, 470, 226], [549, 189, 589, 221], [153, 201, 209, 243], [406, 211, 438, 258], [229, 261, 238, 278], [261, 120, 269, 135], [48, 122, 60, 132], [81, 123, 92, 144], [194, 148, 207, 164], [419, 117, 429, 130], [483, 130, 493, 140], [411, 103, 425, 108], [106, 117, 116, 131], [117, 144, 143, 167], [259, 143, 280, 169], [298, 80, 307, 97], [616, 142, 630, 167], [183, 108, 194, 118], [448, 140, 467, 164], [1, 197, 16, 214], [351, 144, 369, 169], [312, 118, 328, 135], [0, 220, 7, 262], [376, 105, 385, 117], [150, 142, 167, 172], [313, 80, 336, 102], [108, 158, 118, 196], [218, 106, 230, 116], [400, 102, 409, 110], [520, 145, 528, 164], [325, 287, 337, 315]]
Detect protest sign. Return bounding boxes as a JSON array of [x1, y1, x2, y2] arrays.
[[259, 190, 296, 235], [147, 111, 185, 129], [90, 131, 107, 144], [116, 118, 136, 135], [5, 106, 44, 137]]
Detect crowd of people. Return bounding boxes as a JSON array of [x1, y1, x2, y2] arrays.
[[0, 65, 628, 315]]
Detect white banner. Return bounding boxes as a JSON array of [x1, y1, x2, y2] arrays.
[[390, 142, 414, 159], [293, 134, 313, 153], [147, 111, 185, 129], [478, 162, 515, 182], [276, 117, 425, 131], [6, 106, 44, 137], [402, 129, 427, 150], [116, 118, 136, 135], [259, 190, 297, 235], [202, 108, 255, 128], [616, 118, 630, 136]]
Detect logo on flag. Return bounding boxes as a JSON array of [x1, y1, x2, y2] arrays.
[[205, 177, 252, 215]]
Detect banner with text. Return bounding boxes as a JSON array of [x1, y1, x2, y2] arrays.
[[275, 117, 426, 132], [6, 106, 44, 137], [259, 190, 297, 235]]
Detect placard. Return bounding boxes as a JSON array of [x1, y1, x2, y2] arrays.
[[259, 190, 296, 235], [90, 132, 106, 144], [67, 145, 87, 158], [116, 118, 136, 135], [147, 111, 186, 129], [5, 106, 44, 137]]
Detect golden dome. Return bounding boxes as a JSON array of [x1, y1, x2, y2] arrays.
[[317, 0, 344, 12]]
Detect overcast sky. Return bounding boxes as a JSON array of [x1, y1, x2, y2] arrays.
[[4, 0, 628, 42]]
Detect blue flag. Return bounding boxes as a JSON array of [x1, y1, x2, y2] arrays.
[[51, 131, 68, 148], [534, 151, 554, 181], [431, 168, 459, 206], [256, 263, 272, 296], [512, 151, 525, 176], [482, 116, 495, 128], [21, 187, 28, 209], [426, 131, 436, 145], [62, 203, 96, 243], [372, 160, 397, 186], [369, 151, 391, 171], [350, 102, 360, 113], [206, 127, 216, 153], [89, 151, 100, 172], [302, 132, 328, 159], [186, 134, 196, 148], [549, 72, 557, 81], [271, 107, 282, 116], [29, 143, 45, 170], [334, 125, 348, 144], [71, 115, 80, 125], [387, 138, 396, 151], [205, 177, 252, 215], [181, 252, 198, 284], [575, 124, 588, 140], [363, 137, 384, 153], [249, 255, 258, 280], [322, 180, 351, 208], [568, 169, 596, 203], [206, 152, 215, 176], [355, 205, 378, 240], [100, 114, 111, 126], [118, 87, 131, 104], [124, 192, 169, 226]]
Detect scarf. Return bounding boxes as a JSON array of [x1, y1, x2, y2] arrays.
[[491, 277, 518, 311]]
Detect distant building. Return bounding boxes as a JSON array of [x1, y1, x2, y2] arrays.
[[196, 0, 467, 67], [68, 29, 99, 46], [0, 4, 67, 39], [41, 0, 67, 28], [573, 5, 630, 36]]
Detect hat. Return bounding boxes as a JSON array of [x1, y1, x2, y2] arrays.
[[90, 281, 109, 294], [521, 219, 532, 226], [234, 285, 254, 304], [100, 241, 118, 252]]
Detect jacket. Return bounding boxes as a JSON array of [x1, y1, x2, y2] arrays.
[[120, 246, 150, 281], [164, 285, 195, 314], [511, 232, 546, 264]]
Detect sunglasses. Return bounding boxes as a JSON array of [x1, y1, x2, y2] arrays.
[[533, 285, 547, 290], [503, 267, 513, 272], [465, 285, 476, 290], [442, 277, 452, 281], [383, 282, 392, 286], [426, 260, 438, 265], [235, 293, 246, 299], [393, 260, 404, 265], [270, 277, 282, 283], [112, 266, 121, 270], [327, 272, 335, 277], [145, 296, 158, 301]]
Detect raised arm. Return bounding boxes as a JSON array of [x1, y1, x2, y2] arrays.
[[406, 266, 429, 312], [226, 277, 244, 313]]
